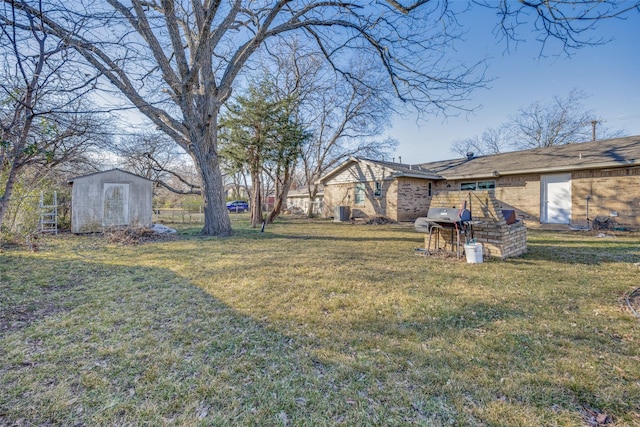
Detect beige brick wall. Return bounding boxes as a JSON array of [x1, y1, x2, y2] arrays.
[[322, 180, 396, 220], [494, 175, 541, 222], [434, 166, 640, 229], [323, 174, 433, 221], [328, 161, 397, 184], [396, 178, 432, 221], [322, 182, 354, 218], [572, 167, 640, 228], [434, 175, 541, 222], [325, 163, 640, 229], [385, 180, 399, 221]]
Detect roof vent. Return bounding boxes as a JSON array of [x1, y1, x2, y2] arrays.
[[466, 152, 475, 160]]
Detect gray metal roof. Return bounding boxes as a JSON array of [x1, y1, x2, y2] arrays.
[[68, 168, 153, 183]]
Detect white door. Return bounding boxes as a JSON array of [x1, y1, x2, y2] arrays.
[[541, 174, 571, 224], [103, 183, 130, 226]]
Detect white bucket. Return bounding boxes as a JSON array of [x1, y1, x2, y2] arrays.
[[464, 243, 483, 264]]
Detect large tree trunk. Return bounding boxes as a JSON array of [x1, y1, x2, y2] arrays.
[[195, 154, 232, 236], [267, 167, 293, 224], [249, 170, 262, 228], [0, 194, 12, 232], [188, 111, 232, 237], [0, 164, 20, 232], [306, 185, 319, 218]]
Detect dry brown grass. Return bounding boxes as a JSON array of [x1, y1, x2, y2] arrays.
[[1, 218, 639, 426]]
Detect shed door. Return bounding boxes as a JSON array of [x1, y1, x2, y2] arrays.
[[103, 183, 129, 226], [541, 174, 571, 224]]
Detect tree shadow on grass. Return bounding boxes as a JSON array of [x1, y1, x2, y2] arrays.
[[0, 254, 356, 425], [511, 241, 640, 265], [2, 243, 637, 426], [520, 230, 640, 264], [0, 252, 477, 426]]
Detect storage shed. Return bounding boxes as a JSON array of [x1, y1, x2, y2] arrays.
[[69, 169, 153, 233]]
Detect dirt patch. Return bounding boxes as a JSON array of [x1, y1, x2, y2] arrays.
[[414, 247, 466, 262], [581, 404, 613, 426], [353, 216, 398, 225], [0, 279, 85, 335], [104, 227, 180, 245], [0, 302, 66, 334]]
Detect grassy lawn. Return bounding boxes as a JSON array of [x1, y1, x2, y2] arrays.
[[1, 217, 639, 426]]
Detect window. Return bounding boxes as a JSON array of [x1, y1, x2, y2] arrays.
[[460, 180, 495, 191], [428, 182, 432, 197], [477, 180, 496, 190], [374, 181, 382, 198], [460, 182, 477, 191], [354, 183, 365, 206]]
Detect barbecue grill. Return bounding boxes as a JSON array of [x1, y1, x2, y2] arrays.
[[414, 205, 472, 257]]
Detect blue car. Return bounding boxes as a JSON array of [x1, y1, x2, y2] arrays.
[[226, 200, 249, 212]]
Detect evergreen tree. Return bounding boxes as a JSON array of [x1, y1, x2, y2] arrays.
[[220, 81, 308, 227]]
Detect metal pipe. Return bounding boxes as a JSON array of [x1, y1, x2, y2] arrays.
[[586, 195, 592, 230]]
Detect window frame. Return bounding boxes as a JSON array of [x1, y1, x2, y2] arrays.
[[354, 182, 366, 206], [374, 181, 382, 198], [460, 180, 496, 191], [478, 181, 495, 190]]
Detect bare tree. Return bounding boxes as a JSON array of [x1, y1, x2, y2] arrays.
[[481, 0, 640, 54], [0, 0, 105, 231], [115, 132, 202, 195], [299, 62, 398, 217], [451, 90, 628, 157], [7, 0, 489, 235], [7, 0, 637, 235], [451, 127, 510, 157], [504, 90, 626, 149], [263, 41, 399, 217]]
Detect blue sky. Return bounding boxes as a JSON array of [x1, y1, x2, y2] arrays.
[[387, 5, 640, 163]]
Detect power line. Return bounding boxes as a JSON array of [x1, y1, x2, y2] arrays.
[[607, 114, 640, 122]]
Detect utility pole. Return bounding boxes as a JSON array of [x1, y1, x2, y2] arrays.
[[591, 120, 598, 141]]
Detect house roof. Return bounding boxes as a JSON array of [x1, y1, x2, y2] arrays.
[[421, 135, 640, 180], [360, 158, 442, 179], [318, 136, 640, 184], [317, 156, 441, 184], [68, 168, 153, 183]]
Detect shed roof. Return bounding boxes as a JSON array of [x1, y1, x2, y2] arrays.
[[68, 168, 153, 184], [422, 135, 640, 179]]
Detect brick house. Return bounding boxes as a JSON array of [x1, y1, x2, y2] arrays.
[[318, 135, 640, 229], [318, 158, 441, 222]]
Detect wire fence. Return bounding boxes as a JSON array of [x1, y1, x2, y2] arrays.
[[153, 208, 206, 224]]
